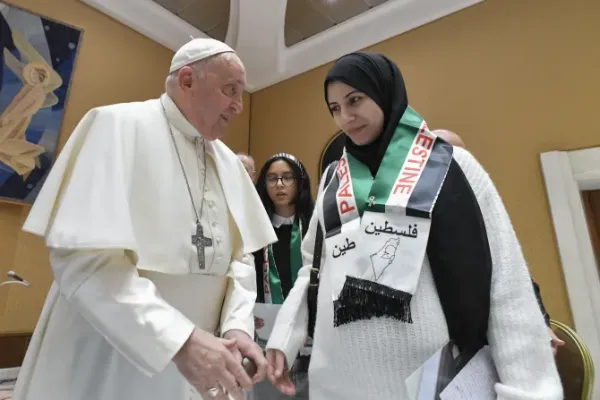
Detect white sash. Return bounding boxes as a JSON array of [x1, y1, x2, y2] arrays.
[[326, 124, 438, 300]]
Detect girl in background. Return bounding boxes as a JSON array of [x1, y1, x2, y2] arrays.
[[251, 153, 313, 400]]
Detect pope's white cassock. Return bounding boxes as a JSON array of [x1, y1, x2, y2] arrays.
[[12, 89, 276, 399]]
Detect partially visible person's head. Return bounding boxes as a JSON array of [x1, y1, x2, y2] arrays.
[[324, 52, 407, 147], [237, 153, 256, 182], [432, 129, 466, 148], [255, 153, 313, 232], [166, 39, 246, 141]]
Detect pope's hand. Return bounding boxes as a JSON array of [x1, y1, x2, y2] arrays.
[[223, 329, 269, 383], [266, 349, 296, 396], [173, 328, 251, 400]]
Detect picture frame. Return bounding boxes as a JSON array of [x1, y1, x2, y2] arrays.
[[0, 2, 83, 205], [318, 131, 344, 179]]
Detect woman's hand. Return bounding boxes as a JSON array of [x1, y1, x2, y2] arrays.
[[549, 328, 565, 356], [254, 316, 265, 330], [266, 349, 296, 396]]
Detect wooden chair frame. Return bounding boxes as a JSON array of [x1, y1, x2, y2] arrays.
[[551, 319, 595, 400]]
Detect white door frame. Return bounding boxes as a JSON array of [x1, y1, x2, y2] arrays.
[[540, 146, 600, 396]]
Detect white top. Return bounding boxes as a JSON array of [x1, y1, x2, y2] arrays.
[[13, 94, 275, 400], [272, 214, 295, 228], [266, 147, 563, 399]]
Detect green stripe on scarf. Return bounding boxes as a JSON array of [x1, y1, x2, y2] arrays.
[[347, 106, 424, 215], [266, 217, 303, 304]]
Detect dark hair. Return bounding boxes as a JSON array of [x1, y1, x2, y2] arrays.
[[255, 153, 313, 236]]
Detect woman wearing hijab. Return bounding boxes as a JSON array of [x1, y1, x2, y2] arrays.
[[251, 153, 313, 399], [264, 52, 562, 399]]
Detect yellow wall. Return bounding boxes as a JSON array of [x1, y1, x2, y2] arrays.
[[250, 0, 600, 325], [0, 0, 250, 333]]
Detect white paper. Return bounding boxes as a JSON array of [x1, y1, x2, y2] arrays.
[[253, 303, 312, 354], [439, 346, 498, 400], [406, 343, 498, 400], [0, 366, 20, 391], [405, 365, 423, 400], [405, 341, 455, 400], [253, 303, 281, 348]]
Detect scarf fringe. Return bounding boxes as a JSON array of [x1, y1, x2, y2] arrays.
[[334, 276, 413, 326]]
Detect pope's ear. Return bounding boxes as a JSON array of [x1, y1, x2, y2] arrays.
[[177, 66, 194, 89]]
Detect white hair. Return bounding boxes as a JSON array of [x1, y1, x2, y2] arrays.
[[236, 152, 254, 162], [165, 52, 239, 93]]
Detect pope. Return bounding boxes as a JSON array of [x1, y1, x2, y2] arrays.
[[12, 38, 277, 400]]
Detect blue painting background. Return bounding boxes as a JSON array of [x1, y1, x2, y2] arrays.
[[0, 4, 81, 203]]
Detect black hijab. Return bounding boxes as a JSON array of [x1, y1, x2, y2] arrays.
[[324, 52, 408, 175]]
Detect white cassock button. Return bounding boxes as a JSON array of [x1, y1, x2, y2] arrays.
[[216, 237, 221, 243], [209, 200, 215, 208], [212, 221, 218, 227]]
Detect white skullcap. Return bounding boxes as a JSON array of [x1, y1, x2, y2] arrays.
[[169, 38, 235, 73]]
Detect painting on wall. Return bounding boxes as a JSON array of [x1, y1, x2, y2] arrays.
[[0, 2, 82, 204]]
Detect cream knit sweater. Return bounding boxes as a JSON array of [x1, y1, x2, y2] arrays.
[[266, 147, 563, 399]]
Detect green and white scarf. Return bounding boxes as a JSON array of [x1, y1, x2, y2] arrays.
[[261, 218, 303, 304], [320, 106, 454, 325]]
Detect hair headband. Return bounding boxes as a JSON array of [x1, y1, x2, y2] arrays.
[[268, 153, 305, 177]]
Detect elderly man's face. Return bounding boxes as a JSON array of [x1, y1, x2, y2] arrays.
[[178, 54, 246, 140]]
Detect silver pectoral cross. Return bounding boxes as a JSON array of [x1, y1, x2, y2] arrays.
[[192, 222, 212, 269]]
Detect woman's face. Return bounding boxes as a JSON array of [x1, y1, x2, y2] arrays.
[[265, 160, 298, 208], [326, 81, 384, 146]]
